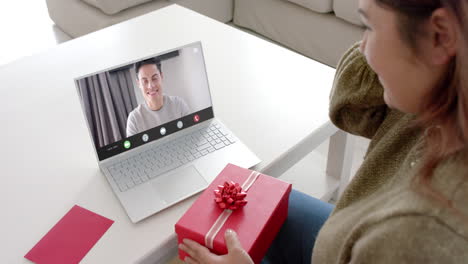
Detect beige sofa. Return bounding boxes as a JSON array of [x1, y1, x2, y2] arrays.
[[234, 0, 363, 66], [46, 0, 363, 66]]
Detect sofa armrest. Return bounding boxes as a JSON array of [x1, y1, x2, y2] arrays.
[[333, 0, 363, 26], [82, 0, 156, 15], [285, 0, 333, 13]]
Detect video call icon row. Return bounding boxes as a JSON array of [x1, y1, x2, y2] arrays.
[[123, 114, 201, 149]]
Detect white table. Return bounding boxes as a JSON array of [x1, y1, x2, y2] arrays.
[[0, 5, 353, 263]]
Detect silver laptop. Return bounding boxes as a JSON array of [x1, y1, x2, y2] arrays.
[[75, 42, 260, 223]]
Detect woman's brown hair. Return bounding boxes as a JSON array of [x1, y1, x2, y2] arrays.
[[375, 0, 468, 209]]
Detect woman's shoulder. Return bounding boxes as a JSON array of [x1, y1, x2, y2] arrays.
[[430, 149, 468, 230], [387, 151, 468, 247], [353, 153, 468, 255]]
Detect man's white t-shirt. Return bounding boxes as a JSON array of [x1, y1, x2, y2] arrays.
[[126, 95, 190, 137]]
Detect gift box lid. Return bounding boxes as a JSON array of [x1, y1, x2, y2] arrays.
[[175, 163, 292, 262]]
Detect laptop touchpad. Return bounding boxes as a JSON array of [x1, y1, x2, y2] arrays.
[[152, 165, 208, 204]]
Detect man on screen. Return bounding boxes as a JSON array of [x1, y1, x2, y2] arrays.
[[126, 57, 190, 137]]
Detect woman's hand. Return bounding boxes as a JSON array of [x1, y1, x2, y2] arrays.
[[179, 229, 254, 264]]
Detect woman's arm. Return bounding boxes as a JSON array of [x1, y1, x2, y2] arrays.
[[329, 42, 388, 139]]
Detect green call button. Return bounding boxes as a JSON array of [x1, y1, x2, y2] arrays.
[[124, 140, 131, 149]]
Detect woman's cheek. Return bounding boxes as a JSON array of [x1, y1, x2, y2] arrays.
[[363, 49, 379, 77]]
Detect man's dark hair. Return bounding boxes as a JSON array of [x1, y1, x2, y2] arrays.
[[135, 57, 162, 77]]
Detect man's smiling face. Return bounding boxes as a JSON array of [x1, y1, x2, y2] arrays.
[[137, 64, 164, 110]]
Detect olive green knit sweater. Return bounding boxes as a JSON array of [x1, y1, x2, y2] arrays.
[[312, 43, 468, 263]]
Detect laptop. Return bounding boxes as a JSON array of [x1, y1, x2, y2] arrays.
[[75, 42, 260, 223]]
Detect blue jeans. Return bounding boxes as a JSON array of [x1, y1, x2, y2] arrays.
[[262, 189, 334, 264]]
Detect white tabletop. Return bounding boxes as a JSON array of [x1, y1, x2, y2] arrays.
[[0, 5, 335, 263]]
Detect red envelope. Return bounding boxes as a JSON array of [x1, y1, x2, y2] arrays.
[[175, 163, 292, 263], [25, 205, 113, 264]]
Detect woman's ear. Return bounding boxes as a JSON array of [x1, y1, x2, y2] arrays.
[[427, 8, 458, 65]]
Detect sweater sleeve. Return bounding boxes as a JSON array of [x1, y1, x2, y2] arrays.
[[329, 42, 388, 139], [349, 216, 468, 264]]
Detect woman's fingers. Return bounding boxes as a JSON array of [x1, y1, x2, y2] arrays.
[[181, 239, 213, 263], [224, 229, 254, 264], [183, 256, 199, 264], [224, 229, 243, 252], [178, 243, 194, 258], [180, 234, 253, 264]]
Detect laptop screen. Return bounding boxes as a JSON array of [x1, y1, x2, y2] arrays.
[[75, 42, 213, 161]]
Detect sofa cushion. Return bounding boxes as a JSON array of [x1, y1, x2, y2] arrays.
[[48, 0, 233, 38], [285, 0, 333, 13], [169, 0, 234, 22], [333, 0, 363, 26], [82, 0, 154, 15], [234, 0, 363, 67]]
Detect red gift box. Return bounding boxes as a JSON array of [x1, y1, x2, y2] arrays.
[[175, 163, 292, 263]]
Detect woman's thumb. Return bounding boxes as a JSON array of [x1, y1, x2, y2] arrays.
[[224, 229, 242, 252]]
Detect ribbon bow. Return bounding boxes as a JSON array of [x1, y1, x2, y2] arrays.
[[214, 181, 248, 210]]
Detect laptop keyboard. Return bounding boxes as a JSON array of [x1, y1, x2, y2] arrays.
[[106, 122, 236, 192]]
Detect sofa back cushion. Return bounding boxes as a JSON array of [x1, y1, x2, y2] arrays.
[[82, 0, 154, 15], [333, 0, 363, 26], [286, 0, 333, 13]]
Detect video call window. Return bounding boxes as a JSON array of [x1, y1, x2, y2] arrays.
[[76, 43, 212, 157]]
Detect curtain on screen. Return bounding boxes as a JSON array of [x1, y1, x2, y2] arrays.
[[77, 68, 137, 148]]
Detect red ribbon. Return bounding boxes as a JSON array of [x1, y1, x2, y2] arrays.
[[205, 171, 260, 249], [214, 181, 248, 210]]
